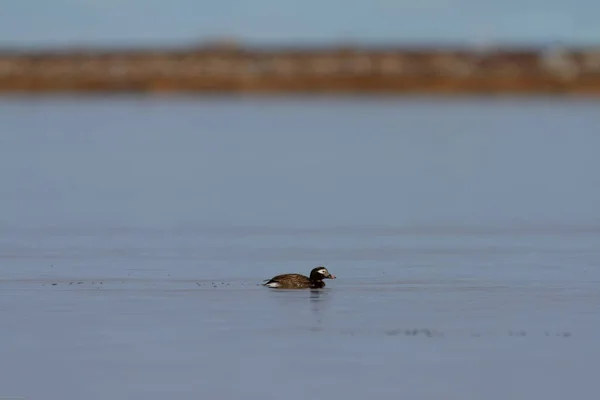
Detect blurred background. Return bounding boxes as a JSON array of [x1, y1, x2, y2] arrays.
[[2, 0, 600, 46], [1, 0, 600, 93], [2, 2, 600, 400]]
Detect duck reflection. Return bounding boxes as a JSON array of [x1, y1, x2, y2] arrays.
[[266, 286, 332, 333], [309, 288, 332, 332]]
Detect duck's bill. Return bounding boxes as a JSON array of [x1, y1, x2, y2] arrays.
[[328, 274, 336, 279]]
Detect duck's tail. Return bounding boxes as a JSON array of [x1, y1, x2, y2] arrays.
[[262, 279, 281, 288]]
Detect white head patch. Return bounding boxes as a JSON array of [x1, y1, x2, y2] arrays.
[[317, 268, 328, 275]]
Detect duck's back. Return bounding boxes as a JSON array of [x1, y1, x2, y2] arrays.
[[263, 273, 317, 289]]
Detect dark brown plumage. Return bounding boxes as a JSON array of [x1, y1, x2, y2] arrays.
[[262, 266, 336, 289]]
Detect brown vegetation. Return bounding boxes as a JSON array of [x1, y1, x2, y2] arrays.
[[1, 44, 600, 95]]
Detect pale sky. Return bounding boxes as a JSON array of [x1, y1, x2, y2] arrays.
[[2, 0, 599, 47]]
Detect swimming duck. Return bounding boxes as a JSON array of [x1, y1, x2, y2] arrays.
[[262, 266, 336, 289]]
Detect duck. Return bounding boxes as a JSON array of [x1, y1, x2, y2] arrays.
[[262, 266, 336, 289]]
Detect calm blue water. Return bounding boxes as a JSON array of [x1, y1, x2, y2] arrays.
[[1, 96, 600, 400]]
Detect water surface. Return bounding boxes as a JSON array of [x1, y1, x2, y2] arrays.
[[1, 96, 599, 400]]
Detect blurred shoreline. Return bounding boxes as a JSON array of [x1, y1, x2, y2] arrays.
[[1, 43, 600, 95]]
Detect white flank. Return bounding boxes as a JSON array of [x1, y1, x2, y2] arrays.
[[265, 282, 281, 288]]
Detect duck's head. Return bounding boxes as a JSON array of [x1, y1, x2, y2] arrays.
[[310, 266, 336, 280]]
